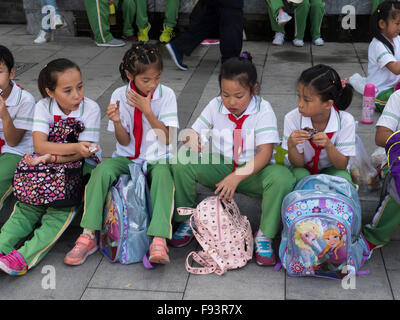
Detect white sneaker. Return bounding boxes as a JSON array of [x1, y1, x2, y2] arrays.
[[313, 37, 325, 46], [95, 38, 126, 47], [51, 14, 67, 30], [292, 38, 304, 47], [276, 11, 292, 26], [34, 30, 53, 44], [272, 32, 285, 46]]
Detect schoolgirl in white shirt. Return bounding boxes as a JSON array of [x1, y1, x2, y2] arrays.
[[282, 64, 356, 184], [0, 45, 35, 212], [367, 1, 400, 112], [171, 52, 296, 267]]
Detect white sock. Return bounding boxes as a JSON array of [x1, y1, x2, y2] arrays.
[[83, 228, 96, 239]]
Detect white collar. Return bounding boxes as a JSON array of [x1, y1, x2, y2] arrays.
[[219, 95, 260, 119], [5, 81, 22, 107], [50, 97, 85, 118], [300, 106, 341, 133]]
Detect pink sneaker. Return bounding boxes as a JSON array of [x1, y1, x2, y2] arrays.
[[201, 39, 220, 45], [0, 250, 28, 275], [64, 233, 98, 266]]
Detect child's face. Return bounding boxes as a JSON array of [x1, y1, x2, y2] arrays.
[[46, 68, 84, 115], [0, 62, 14, 91], [220, 78, 254, 117], [130, 66, 161, 97], [326, 234, 340, 248], [379, 15, 400, 40], [297, 83, 332, 118]]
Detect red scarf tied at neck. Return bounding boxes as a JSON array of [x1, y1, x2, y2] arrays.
[[228, 114, 249, 172]]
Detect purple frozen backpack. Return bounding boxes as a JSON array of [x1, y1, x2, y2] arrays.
[[385, 131, 400, 203]]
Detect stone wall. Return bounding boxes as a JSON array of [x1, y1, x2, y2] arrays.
[[18, 0, 374, 39]]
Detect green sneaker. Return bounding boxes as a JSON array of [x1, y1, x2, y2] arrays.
[[159, 24, 174, 43], [138, 23, 151, 43]]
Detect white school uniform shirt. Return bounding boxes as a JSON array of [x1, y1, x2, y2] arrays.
[[192, 95, 280, 164], [33, 96, 102, 163], [107, 83, 179, 162], [1, 81, 35, 156], [377, 89, 400, 131], [367, 36, 400, 94], [282, 107, 356, 171]]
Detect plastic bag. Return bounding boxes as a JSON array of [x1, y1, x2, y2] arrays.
[[348, 73, 366, 95], [371, 147, 387, 173], [349, 135, 379, 191]]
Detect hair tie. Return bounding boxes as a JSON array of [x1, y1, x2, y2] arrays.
[[240, 53, 248, 59], [341, 78, 349, 88]]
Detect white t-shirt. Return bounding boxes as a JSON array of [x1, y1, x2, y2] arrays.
[[107, 83, 179, 162], [1, 81, 35, 156], [376, 89, 400, 131], [192, 95, 280, 164], [282, 107, 356, 171], [33, 96, 102, 163], [367, 36, 400, 94]]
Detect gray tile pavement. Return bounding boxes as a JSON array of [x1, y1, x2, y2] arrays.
[[0, 24, 397, 300]]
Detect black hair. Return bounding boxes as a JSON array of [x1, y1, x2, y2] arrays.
[[38, 58, 81, 98], [298, 64, 354, 111], [219, 52, 258, 93], [371, 0, 400, 55], [119, 42, 163, 82], [0, 45, 14, 74]]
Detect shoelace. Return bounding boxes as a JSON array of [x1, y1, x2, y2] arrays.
[[174, 221, 193, 238], [255, 237, 273, 255], [163, 27, 174, 38]]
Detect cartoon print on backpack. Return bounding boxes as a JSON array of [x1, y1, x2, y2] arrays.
[[317, 227, 348, 273]]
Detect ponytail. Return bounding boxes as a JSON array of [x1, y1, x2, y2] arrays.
[[298, 64, 353, 111]]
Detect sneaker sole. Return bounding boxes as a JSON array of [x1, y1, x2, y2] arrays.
[[166, 43, 188, 71], [148, 255, 170, 264], [277, 16, 292, 27], [0, 260, 27, 276], [64, 246, 98, 266], [96, 42, 125, 47]]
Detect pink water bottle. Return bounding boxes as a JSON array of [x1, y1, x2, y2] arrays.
[[362, 83, 375, 124]]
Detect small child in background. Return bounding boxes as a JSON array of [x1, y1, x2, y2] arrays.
[[282, 64, 356, 184], [64, 43, 179, 266], [0, 58, 100, 275], [363, 89, 400, 254], [171, 52, 296, 266], [0, 45, 35, 214], [367, 1, 400, 112]]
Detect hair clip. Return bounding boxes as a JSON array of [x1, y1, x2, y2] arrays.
[[377, 9, 380, 13], [341, 77, 349, 88], [240, 53, 248, 59]]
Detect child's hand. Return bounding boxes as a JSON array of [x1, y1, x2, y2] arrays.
[[215, 173, 241, 201], [126, 89, 152, 116], [184, 130, 202, 153], [76, 141, 95, 158], [24, 153, 52, 166], [0, 96, 8, 120], [107, 100, 120, 122], [311, 132, 333, 149], [288, 130, 311, 148]]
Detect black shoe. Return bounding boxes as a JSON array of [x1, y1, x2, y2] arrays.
[[166, 43, 188, 71]]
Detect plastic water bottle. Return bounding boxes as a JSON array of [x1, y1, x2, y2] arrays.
[[361, 83, 375, 124]]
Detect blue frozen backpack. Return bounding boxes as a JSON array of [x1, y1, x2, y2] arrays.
[[99, 162, 153, 265], [279, 174, 370, 280]]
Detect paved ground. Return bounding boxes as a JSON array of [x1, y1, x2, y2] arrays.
[[0, 24, 399, 301]]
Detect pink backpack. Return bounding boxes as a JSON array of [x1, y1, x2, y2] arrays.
[[177, 196, 254, 276]]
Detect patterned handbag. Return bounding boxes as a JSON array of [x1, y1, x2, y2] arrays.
[[177, 196, 254, 276], [13, 117, 87, 207]]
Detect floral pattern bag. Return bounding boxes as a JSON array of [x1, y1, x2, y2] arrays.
[[13, 117, 86, 207]]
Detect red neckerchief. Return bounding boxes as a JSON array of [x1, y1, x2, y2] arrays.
[[228, 114, 249, 172], [305, 106, 340, 174], [127, 81, 154, 160]]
